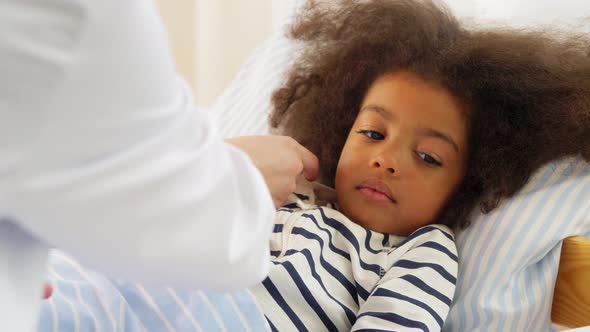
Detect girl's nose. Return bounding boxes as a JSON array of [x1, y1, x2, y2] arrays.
[[370, 141, 402, 175], [372, 160, 395, 174]]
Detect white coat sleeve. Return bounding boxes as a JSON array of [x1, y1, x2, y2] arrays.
[[0, 0, 275, 290]]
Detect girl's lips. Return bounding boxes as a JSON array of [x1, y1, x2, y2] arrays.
[[358, 187, 395, 203], [356, 179, 396, 203]]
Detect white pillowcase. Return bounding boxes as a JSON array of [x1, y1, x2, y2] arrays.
[[471, 0, 590, 32], [211, 10, 590, 332]]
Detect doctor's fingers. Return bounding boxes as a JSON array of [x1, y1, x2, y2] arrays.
[[277, 136, 319, 180], [292, 141, 319, 181]]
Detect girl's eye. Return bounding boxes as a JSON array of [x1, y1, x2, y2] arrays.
[[357, 130, 384, 140], [417, 151, 443, 166]]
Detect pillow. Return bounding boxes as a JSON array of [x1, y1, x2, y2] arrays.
[[211, 32, 292, 138], [211, 17, 590, 332], [472, 0, 590, 32]]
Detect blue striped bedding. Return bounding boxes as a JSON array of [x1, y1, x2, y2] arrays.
[[38, 250, 269, 332]]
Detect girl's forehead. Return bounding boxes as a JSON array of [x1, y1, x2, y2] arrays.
[[359, 71, 469, 149], [363, 71, 466, 120]]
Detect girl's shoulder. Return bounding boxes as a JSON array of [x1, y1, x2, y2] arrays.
[[395, 224, 457, 253]]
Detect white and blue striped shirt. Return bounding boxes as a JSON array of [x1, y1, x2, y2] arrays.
[[250, 181, 458, 331]]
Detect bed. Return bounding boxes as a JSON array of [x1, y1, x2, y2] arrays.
[[552, 236, 590, 329]]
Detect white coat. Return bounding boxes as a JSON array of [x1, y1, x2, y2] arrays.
[[0, 0, 275, 330]]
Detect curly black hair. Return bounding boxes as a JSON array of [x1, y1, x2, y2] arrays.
[[269, 0, 590, 228]]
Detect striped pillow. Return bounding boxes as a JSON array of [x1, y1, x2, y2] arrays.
[[448, 158, 590, 331], [211, 31, 590, 331]]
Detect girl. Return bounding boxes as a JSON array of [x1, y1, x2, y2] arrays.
[[250, 0, 590, 331]]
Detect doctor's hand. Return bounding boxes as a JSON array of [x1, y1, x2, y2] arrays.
[[225, 135, 319, 208]]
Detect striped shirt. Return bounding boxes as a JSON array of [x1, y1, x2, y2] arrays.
[[250, 181, 458, 331]]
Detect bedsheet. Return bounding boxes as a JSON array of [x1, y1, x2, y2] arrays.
[[37, 250, 270, 332]]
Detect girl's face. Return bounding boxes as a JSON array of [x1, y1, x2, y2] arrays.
[[335, 71, 468, 236]]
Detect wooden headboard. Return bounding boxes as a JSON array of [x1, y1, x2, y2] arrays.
[[551, 236, 590, 328]]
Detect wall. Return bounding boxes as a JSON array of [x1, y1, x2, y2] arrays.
[[155, 0, 295, 108], [154, 0, 197, 93]]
